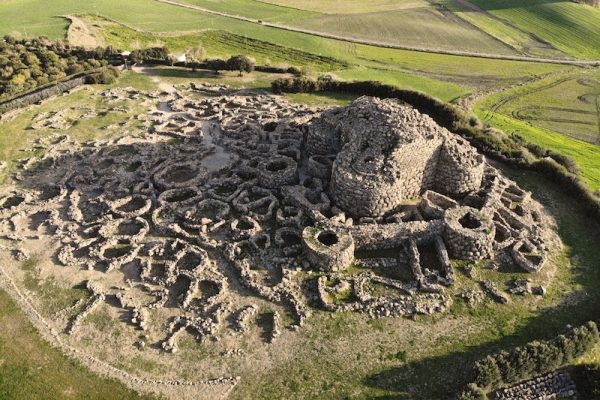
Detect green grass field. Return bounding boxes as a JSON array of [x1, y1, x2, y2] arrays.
[[258, 0, 420, 14], [468, 0, 600, 59], [81, 12, 569, 102], [480, 71, 600, 145], [0, 291, 158, 400], [176, 0, 320, 22], [290, 1, 516, 54], [443, 0, 569, 59], [475, 70, 600, 190]]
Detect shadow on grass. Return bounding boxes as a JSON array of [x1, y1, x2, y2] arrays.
[[364, 165, 600, 399]]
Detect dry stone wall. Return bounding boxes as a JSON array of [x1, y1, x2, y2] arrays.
[[310, 97, 486, 217]]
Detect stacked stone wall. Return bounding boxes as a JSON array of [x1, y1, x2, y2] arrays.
[[435, 141, 485, 196], [330, 136, 443, 217], [443, 206, 495, 260], [346, 220, 445, 250]]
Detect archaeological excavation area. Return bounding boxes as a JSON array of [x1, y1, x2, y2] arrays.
[[0, 85, 559, 399]]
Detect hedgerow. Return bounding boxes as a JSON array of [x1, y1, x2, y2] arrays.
[[459, 322, 599, 398]]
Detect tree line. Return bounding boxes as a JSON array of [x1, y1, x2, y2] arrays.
[[0, 36, 121, 98]]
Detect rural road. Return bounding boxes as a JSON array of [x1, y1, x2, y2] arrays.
[[155, 0, 600, 67]]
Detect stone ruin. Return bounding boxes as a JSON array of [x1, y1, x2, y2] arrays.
[[0, 87, 553, 352], [494, 370, 578, 400]]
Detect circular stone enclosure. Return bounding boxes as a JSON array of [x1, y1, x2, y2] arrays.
[[258, 155, 298, 188], [444, 206, 495, 260], [302, 226, 355, 271]]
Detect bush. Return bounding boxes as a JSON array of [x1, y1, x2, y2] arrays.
[[458, 384, 488, 400], [465, 321, 600, 395], [0, 36, 115, 98], [226, 54, 255, 75], [287, 66, 302, 76], [205, 58, 227, 74], [130, 47, 170, 64], [255, 65, 286, 73], [547, 151, 579, 175], [86, 66, 120, 84], [472, 356, 501, 389]]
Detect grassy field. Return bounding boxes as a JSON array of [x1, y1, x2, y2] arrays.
[[97, 19, 347, 71], [443, 0, 569, 59], [289, 1, 517, 54], [176, 0, 320, 22], [468, 0, 600, 59], [258, 0, 420, 14], [0, 291, 158, 400], [0, 0, 571, 93], [82, 12, 569, 102], [475, 70, 600, 190], [480, 71, 600, 145], [475, 110, 600, 191]]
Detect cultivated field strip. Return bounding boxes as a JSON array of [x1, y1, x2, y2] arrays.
[[154, 0, 600, 66], [487, 76, 600, 144]]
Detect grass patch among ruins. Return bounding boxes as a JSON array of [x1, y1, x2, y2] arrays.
[[0, 289, 158, 400], [0, 85, 149, 184]]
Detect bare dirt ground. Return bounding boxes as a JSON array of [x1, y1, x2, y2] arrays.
[[66, 16, 104, 49], [131, 65, 177, 93]]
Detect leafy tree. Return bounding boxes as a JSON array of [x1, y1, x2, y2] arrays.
[[206, 58, 227, 74], [186, 46, 206, 71], [226, 54, 255, 76], [472, 356, 501, 389]]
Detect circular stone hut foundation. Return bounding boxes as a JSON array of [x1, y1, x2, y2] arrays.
[[443, 206, 495, 260], [302, 226, 355, 271]]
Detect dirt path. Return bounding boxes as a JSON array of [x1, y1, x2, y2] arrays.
[[66, 15, 103, 49], [131, 65, 177, 93], [154, 0, 600, 67]]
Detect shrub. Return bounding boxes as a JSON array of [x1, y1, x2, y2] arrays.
[[287, 66, 302, 76], [205, 58, 227, 74], [472, 356, 501, 389], [525, 142, 547, 158], [547, 150, 579, 175], [465, 321, 600, 396], [130, 47, 170, 64], [226, 54, 255, 75], [86, 67, 120, 84], [0, 36, 115, 98], [458, 383, 488, 400]]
